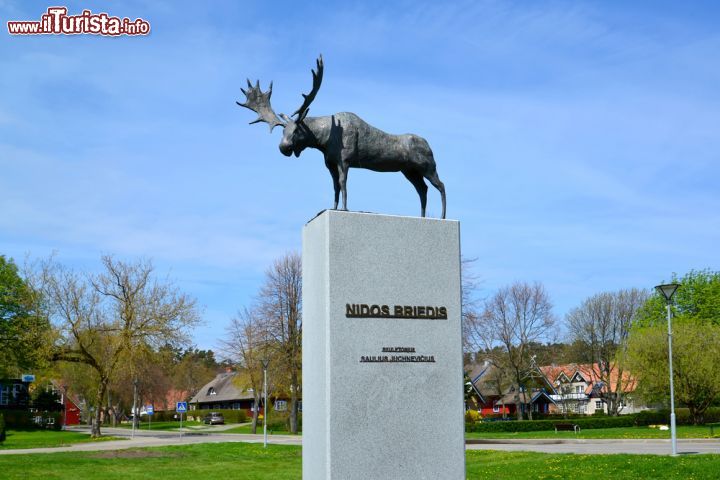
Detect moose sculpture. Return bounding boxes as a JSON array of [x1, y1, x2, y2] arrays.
[[237, 56, 446, 219]]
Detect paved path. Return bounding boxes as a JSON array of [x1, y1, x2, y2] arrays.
[[2, 428, 719, 456], [466, 438, 720, 455], [0, 427, 301, 455]]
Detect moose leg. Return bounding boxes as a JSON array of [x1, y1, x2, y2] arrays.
[[338, 166, 349, 211], [402, 170, 428, 217], [326, 161, 340, 210], [424, 170, 446, 219]]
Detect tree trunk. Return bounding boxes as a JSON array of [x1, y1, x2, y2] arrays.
[[689, 405, 704, 425], [251, 396, 259, 434], [289, 370, 299, 433], [92, 378, 108, 438], [609, 393, 619, 416]]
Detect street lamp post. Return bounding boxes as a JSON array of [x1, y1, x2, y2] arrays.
[[262, 358, 270, 449], [131, 378, 139, 439], [655, 283, 680, 456]]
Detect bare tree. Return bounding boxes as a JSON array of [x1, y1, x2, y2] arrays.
[[257, 252, 302, 433], [567, 288, 648, 415], [480, 282, 555, 420], [43, 256, 200, 437], [461, 257, 482, 360], [223, 308, 266, 433]]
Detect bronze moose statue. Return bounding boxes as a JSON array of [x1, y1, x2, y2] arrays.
[[237, 56, 446, 218]]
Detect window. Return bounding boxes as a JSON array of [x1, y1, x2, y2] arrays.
[[0, 385, 9, 405], [595, 401, 602, 409], [274, 400, 287, 411], [493, 404, 500, 413], [575, 386, 582, 393], [208, 387, 217, 396]]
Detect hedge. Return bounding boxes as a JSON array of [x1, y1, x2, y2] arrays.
[[264, 411, 302, 432], [185, 409, 248, 424], [635, 408, 720, 426], [466, 415, 636, 433], [466, 408, 720, 433], [1, 410, 33, 429], [0, 413, 5, 442]]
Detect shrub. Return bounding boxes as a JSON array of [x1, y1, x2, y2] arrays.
[[186, 408, 249, 424], [150, 411, 176, 422], [206, 409, 248, 424], [264, 411, 302, 432], [465, 410, 482, 423], [1, 410, 33, 429], [466, 415, 636, 433], [0, 413, 5, 442], [635, 408, 720, 426]]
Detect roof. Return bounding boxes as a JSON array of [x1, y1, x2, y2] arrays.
[[539, 363, 637, 394], [465, 361, 506, 399], [189, 371, 254, 404], [495, 389, 555, 406], [49, 379, 85, 409]]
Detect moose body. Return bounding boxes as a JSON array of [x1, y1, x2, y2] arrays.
[[238, 57, 446, 218]]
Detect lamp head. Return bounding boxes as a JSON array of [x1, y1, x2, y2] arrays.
[[655, 283, 680, 302]]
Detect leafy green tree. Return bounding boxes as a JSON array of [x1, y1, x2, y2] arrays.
[[628, 319, 720, 424], [628, 269, 720, 424], [172, 347, 220, 401], [0, 255, 48, 377], [635, 269, 720, 327], [43, 256, 200, 437]]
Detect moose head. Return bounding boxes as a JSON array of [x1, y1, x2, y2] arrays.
[[237, 56, 323, 159]]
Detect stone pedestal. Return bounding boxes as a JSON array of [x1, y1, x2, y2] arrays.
[[302, 210, 465, 480]]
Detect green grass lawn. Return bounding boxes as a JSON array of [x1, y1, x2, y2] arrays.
[[115, 420, 203, 431], [465, 425, 719, 440], [0, 443, 719, 479], [221, 424, 297, 435], [220, 424, 714, 439], [0, 430, 124, 450]]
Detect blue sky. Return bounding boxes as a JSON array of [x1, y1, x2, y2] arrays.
[[2, 1, 718, 351]]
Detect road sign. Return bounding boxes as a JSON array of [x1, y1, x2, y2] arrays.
[[146, 405, 154, 415], [176, 402, 187, 413]]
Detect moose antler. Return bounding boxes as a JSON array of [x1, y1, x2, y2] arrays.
[[237, 79, 285, 132], [292, 55, 324, 121]]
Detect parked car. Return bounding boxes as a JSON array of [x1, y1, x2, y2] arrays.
[[202, 412, 225, 425]]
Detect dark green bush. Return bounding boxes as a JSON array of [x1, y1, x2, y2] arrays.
[[0, 413, 5, 442], [206, 409, 248, 424], [635, 408, 720, 426], [466, 415, 636, 433], [48, 412, 63, 430], [150, 410, 188, 422], [466, 408, 720, 433], [186, 408, 249, 424], [533, 413, 595, 421], [264, 411, 302, 432], [1, 409, 33, 428]]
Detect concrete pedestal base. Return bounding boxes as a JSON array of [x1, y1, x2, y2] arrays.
[[302, 210, 465, 480]]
